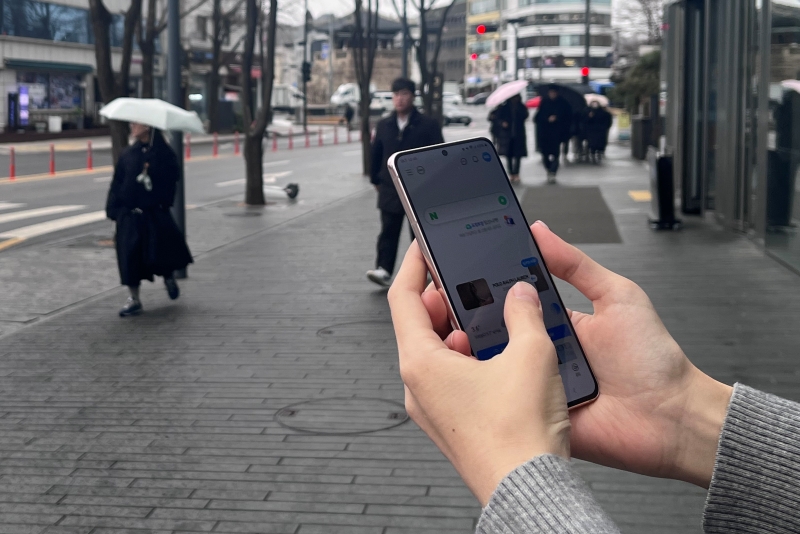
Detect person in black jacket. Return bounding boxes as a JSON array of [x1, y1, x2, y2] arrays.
[[583, 101, 613, 163], [106, 123, 194, 316], [366, 78, 444, 287], [534, 87, 573, 184], [491, 94, 529, 183]]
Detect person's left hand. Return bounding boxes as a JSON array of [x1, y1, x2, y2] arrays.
[[388, 242, 571, 507]]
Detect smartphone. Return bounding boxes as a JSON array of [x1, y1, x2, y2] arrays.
[[387, 137, 598, 408]]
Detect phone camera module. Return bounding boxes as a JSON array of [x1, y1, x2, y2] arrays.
[[441, 150, 448, 156]]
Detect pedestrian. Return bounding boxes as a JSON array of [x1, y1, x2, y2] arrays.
[[388, 221, 800, 533], [583, 101, 613, 163], [534, 86, 573, 184], [490, 94, 529, 184], [342, 103, 355, 131], [105, 123, 194, 317], [366, 77, 444, 287]]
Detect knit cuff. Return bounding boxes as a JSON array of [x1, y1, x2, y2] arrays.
[[477, 454, 620, 534], [704, 383, 800, 533]]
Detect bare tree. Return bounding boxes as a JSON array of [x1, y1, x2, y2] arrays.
[[208, 0, 246, 132], [616, 0, 663, 45], [138, 0, 208, 99], [240, 0, 277, 205], [352, 0, 380, 176], [392, 0, 456, 116], [89, 0, 143, 164]]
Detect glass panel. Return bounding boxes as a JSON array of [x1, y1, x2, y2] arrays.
[[765, 0, 800, 271], [2, 0, 127, 47], [704, 0, 719, 210]]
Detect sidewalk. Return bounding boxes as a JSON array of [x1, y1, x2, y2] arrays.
[[0, 143, 799, 533]]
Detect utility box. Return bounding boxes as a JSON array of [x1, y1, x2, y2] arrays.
[[48, 116, 63, 133]]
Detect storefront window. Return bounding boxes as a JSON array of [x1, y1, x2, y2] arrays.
[[2, 0, 126, 47], [765, 1, 800, 270], [469, 0, 498, 15], [17, 72, 83, 110]]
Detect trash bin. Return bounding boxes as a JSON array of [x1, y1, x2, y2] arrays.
[[648, 146, 681, 230], [48, 116, 62, 133]]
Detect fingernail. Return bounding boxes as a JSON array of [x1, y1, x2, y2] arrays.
[[535, 220, 549, 230], [512, 282, 540, 304]]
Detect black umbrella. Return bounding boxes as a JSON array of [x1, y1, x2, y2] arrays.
[[535, 83, 588, 114]]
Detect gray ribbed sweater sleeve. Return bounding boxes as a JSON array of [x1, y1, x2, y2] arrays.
[[476, 454, 620, 533], [704, 383, 800, 533]]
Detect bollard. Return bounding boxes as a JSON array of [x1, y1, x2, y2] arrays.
[[213, 132, 218, 157], [288, 128, 294, 150], [347, 129, 352, 143], [304, 129, 310, 148], [87, 141, 93, 170], [234, 131, 240, 155], [334, 127, 339, 145], [185, 133, 191, 160], [272, 132, 278, 152], [9, 147, 15, 180], [49, 143, 55, 175], [318, 127, 323, 147]]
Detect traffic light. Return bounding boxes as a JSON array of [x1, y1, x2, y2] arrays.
[[470, 53, 478, 60], [476, 24, 486, 34], [471, 24, 498, 35], [302, 61, 311, 83], [581, 66, 590, 84]]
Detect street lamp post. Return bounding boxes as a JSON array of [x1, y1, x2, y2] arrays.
[[507, 17, 525, 81], [167, 0, 186, 279], [401, 0, 408, 78], [583, 0, 590, 84]]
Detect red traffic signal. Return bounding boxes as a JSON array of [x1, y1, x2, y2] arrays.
[[581, 66, 590, 77], [476, 24, 486, 34], [470, 53, 478, 60]]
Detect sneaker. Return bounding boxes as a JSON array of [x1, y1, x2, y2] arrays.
[[164, 277, 180, 300], [547, 172, 557, 184], [284, 183, 299, 199], [119, 297, 143, 317], [366, 267, 392, 287]]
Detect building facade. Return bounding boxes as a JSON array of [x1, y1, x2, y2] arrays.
[[466, 0, 502, 94], [663, 0, 800, 273], [501, 0, 613, 83], [0, 0, 147, 132], [425, 0, 467, 85]]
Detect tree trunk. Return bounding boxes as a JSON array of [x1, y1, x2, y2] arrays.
[[243, 133, 265, 205], [141, 46, 155, 98], [359, 97, 371, 175], [208, 0, 223, 132]]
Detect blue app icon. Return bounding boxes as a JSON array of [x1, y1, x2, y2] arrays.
[[482, 152, 491, 162], [551, 302, 562, 315]]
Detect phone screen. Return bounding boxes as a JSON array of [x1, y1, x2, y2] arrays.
[[391, 138, 597, 406]]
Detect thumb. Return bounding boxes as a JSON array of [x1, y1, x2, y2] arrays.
[[504, 282, 550, 351]]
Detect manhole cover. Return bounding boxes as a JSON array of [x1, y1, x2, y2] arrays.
[[275, 397, 408, 435], [317, 321, 394, 338]]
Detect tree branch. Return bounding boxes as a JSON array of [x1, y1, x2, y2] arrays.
[[157, 0, 209, 35]]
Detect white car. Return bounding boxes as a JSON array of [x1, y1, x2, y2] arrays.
[[443, 92, 463, 106], [370, 91, 394, 113]]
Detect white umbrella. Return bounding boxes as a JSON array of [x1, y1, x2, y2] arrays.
[[99, 98, 205, 133], [585, 94, 609, 107], [485, 80, 529, 110]]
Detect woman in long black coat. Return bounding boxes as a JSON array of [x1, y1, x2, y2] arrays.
[[491, 94, 529, 183], [106, 123, 193, 317], [583, 102, 613, 162]]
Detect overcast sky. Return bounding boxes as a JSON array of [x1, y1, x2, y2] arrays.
[[279, 0, 418, 24]]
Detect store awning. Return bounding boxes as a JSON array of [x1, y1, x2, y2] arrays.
[[4, 59, 94, 74]]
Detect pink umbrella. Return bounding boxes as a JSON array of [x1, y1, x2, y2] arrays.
[[485, 80, 529, 109]]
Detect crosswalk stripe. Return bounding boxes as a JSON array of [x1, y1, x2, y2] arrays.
[[216, 171, 292, 187], [0, 211, 106, 240], [0, 205, 85, 225], [0, 202, 26, 211]]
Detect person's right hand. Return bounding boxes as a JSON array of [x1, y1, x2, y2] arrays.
[[421, 221, 733, 488], [549, 115, 557, 123]]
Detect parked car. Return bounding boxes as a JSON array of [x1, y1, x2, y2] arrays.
[[443, 92, 463, 106], [466, 92, 490, 105], [442, 106, 472, 126], [370, 91, 393, 113]]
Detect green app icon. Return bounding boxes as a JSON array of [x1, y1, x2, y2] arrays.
[[498, 196, 508, 205], [429, 212, 438, 221]]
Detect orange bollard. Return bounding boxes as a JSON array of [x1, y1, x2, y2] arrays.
[[304, 129, 310, 148], [318, 127, 323, 147], [334, 127, 339, 145], [185, 134, 191, 160], [347, 129, 352, 143], [9, 147, 15, 180], [87, 141, 93, 170], [272, 133, 278, 152], [234, 131, 240, 155], [288, 128, 294, 150], [213, 132, 218, 157], [49, 143, 55, 175]]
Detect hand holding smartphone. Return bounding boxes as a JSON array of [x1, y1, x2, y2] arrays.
[[387, 137, 598, 408]]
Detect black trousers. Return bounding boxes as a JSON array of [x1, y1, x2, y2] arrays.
[[507, 155, 521, 175], [542, 150, 560, 174], [376, 210, 412, 275]]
